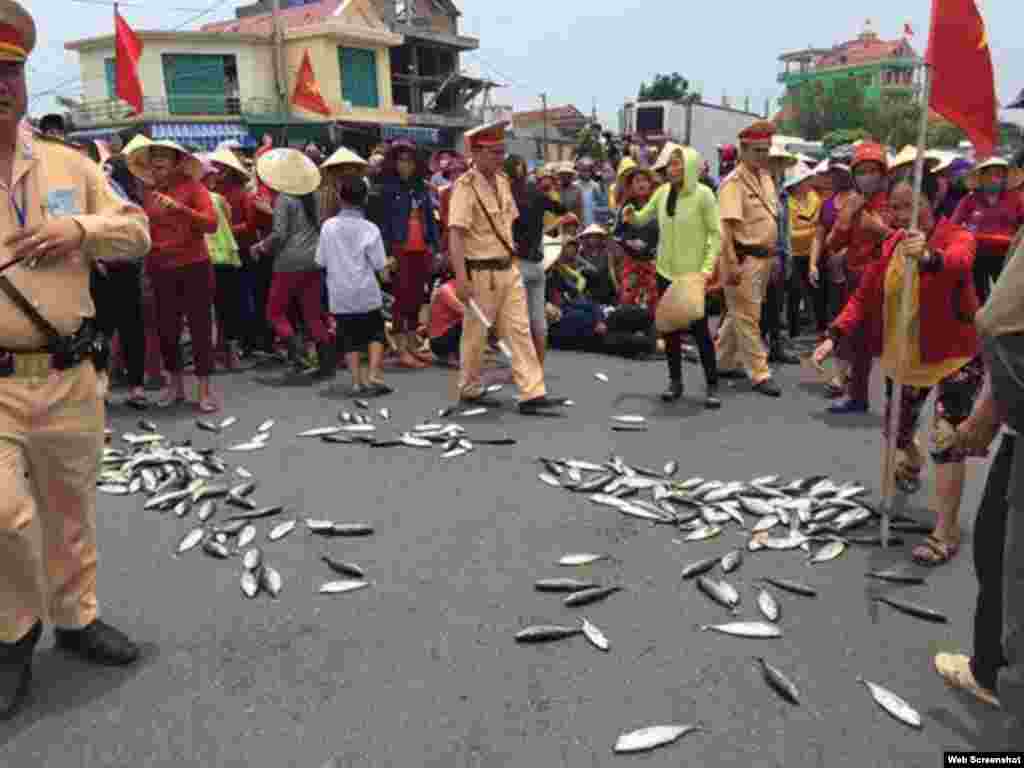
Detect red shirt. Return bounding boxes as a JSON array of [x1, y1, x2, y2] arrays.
[[832, 218, 979, 365], [826, 191, 891, 271], [950, 190, 1024, 255], [143, 177, 218, 272], [429, 281, 463, 339], [219, 181, 257, 251]]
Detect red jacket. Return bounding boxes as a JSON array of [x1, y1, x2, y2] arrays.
[[219, 182, 257, 252], [826, 191, 891, 270], [950, 189, 1024, 256], [831, 218, 980, 365], [143, 177, 218, 272]]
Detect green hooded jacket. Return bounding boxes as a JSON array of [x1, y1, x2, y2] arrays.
[[630, 145, 721, 280]]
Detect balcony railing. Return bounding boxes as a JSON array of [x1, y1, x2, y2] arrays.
[[69, 95, 285, 127]]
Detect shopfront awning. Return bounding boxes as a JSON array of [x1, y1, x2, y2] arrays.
[[381, 125, 442, 145], [150, 123, 255, 151], [66, 127, 123, 142]]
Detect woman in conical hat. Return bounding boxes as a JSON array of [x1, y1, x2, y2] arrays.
[[128, 138, 221, 412]]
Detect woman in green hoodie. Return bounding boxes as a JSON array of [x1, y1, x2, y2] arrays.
[[623, 144, 723, 408]]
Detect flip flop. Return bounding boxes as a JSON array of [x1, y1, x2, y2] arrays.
[[912, 534, 960, 566], [934, 653, 1001, 708], [198, 397, 220, 414]]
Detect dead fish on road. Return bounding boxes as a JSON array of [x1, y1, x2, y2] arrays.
[[319, 580, 369, 595], [260, 566, 282, 597], [459, 407, 488, 417], [202, 540, 231, 559], [176, 528, 205, 554], [684, 525, 721, 542], [859, 678, 922, 729], [196, 501, 216, 523], [240, 570, 260, 599], [757, 589, 781, 622], [242, 548, 262, 572], [227, 441, 267, 452], [558, 553, 607, 566], [535, 577, 599, 592], [867, 569, 926, 586], [681, 556, 720, 580], [755, 657, 802, 705], [257, 420, 274, 433], [613, 723, 704, 754], [196, 419, 221, 433], [580, 617, 609, 651], [98, 483, 130, 495], [538, 472, 562, 488], [297, 426, 343, 438], [235, 467, 253, 479], [594, 372, 609, 382], [514, 625, 582, 644], [720, 549, 743, 574], [809, 539, 846, 564], [219, 416, 237, 429], [227, 506, 284, 522], [612, 414, 646, 424], [321, 556, 365, 579], [378, 407, 391, 421], [697, 576, 739, 611], [564, 585, 622, 607], [236, 525, 256, 550], [761, 577, 818, 598], [875, 596, 948, 624], [698, 621, 782, 638], [268, 520, 296, 541]]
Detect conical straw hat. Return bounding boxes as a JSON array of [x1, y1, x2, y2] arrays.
[[209, 147, 250, 179], [256, 148, 322, 195], [127, 139, 203, 184], [322, 146, 368, 170]]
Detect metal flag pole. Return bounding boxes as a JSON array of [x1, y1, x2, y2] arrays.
[[879, 62, 933, 548]]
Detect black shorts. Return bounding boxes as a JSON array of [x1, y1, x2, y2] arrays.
[[335, 310, 386, 354]]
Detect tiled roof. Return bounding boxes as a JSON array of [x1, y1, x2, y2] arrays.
[[815, 33, 917, 69], [513, 105, 586, 126], [202, 0, 344, 35]]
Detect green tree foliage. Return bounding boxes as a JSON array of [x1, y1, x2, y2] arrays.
[[638, 72, 689, 102], [574, 125, 606, 163], [822, 128, 873, 152]]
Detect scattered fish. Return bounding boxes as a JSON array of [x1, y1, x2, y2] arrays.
[[378, 408, 391, 421], [236, 525, 256, 550], [697, 576, 739, 611], [720, 549, 743, 574], [219, 416, 237, 429], [594, 372, 609, 382], [98, 483, 130, 495], [226, 505, 284, 522], [196, 419, 221, 433], [354, 399, 370, 410], [558, 553, 607, 566], [177, 528, 205, 554], [809, 540, 846, 564], [664, 460, 679, 477], [227, 441, 267, 452], [235, 467, 253, 479], [580, 617, 609, 651], [534, 578, 599, 593], [685, 525, 721, 542], [297, 427, 343, 438], [242, 548, 262, 572], [240, 570, 260, 598], [196, 500, 216, 523], [681, 556, 720, 580], [564, 585, 622, 607], [612, 415, 646, 424], [699, 622, 782, 638], [867, 569, 926, 586], [257, 420, 274, 433], [268, 520, 296, 542], [319, 580, 370, 595], [260, 566, 282, 598], [761, 577, 817, 598], [459, 407, 488, 417], [757, 589, 781, 622], [876, 596, 948, 624], [321, 556, 365, 579], [613, 724, 703, 754], [202, 540, 231, 560], [755, 657, 802, 705], [859, 678, 922, 729], [514, 625, 583, 644]]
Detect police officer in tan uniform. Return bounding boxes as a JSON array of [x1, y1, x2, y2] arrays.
[[716, 121, 783, 397], [447, 122, 565, 414], [0, 0, 151, 719]]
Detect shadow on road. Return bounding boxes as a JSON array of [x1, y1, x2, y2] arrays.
[[0, 641, 157, 747], [808, 410, 882, 431]]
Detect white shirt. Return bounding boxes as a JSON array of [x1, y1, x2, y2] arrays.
[[315, 208, 388, 315]]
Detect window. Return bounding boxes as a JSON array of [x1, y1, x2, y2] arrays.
[[104, 58, 117, 99], [162, 53, 233, 115], [339, 47, 380, 108]]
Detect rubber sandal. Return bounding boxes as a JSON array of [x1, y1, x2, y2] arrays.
[[934, 652, 1001, 708], [912, 534, 960, 566], [198, 395, 220, 414]]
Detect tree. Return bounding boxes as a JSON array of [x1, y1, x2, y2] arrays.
[[574, 124, 606, 163], [822, 128, 873, 152], [638, 72, 688, 102]]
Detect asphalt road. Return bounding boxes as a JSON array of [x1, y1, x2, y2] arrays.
[[0, 347, 1012, 767]]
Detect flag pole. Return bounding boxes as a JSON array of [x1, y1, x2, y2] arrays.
[[880, 62, 933, 548]]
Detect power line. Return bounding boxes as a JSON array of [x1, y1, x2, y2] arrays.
[[69, 0, 215, 11]]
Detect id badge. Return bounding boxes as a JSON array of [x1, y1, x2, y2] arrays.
[[47, 188, 80, 217]]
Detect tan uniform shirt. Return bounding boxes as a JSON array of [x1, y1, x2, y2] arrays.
[[0, 129, 150, 349], [976, 225, 1024, 338], [447, 168, 519, 261], [718, 163, 779, 250]]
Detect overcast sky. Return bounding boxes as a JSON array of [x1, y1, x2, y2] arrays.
[[26, 0, 1024, 130]]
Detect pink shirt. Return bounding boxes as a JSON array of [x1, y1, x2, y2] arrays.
[[429, 281, 464, 339]]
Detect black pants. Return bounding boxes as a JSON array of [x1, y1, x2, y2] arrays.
[[656, 275, 717, 388], [971, 434, 1016, 691], [250, 257, 276, 352], [762, 274, 783, 345], [604, 304, 656, 359], [787, 256, 814, 338], [812, 270, 831, 334], [91, 263, 145, 388], [973, 249, 1007, 307], [213, 265, 244, 344]]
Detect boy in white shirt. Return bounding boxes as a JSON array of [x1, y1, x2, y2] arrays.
[[315, 177, 391, 397]]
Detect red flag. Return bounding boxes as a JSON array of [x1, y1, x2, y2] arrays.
[[291, 50, 331, 117], [114, 8, 144, 115], [926, 0, 998, 158]]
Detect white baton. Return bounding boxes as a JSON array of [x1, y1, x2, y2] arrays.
[[468, 298, 514, 361]]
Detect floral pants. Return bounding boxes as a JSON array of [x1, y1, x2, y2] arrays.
[[620, 257, 658, 313], [883, 357, 985, 464]]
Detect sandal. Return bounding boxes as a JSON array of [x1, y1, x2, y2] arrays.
[[198, 395, 220, 414], [894, 458, 923, 494], [912, 534, 960, 566], [824, 377, 845, 399], [934, 652, 1001, 708]]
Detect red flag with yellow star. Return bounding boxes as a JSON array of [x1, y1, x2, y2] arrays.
[[926, 0, 997, 158], [291, 50, 331, 117]]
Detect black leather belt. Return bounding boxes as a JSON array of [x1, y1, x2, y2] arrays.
[[734, 241, 774, 264], [0, 320, 109, 378], [466, 258, 513, 272]]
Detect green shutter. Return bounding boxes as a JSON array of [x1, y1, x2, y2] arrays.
[[339, 48, 379, 109], [104, 58, 117, 99], [162, 54, 228, 116]]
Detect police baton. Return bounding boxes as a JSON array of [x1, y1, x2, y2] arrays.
[[467, 298, 514, 362]]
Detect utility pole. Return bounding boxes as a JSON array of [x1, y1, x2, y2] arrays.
[[271, 0, 289, 142], [541, 93, 548, 164]]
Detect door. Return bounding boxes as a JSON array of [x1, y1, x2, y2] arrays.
[[339, 48, 379, 109], [162, 54, 229, 116]]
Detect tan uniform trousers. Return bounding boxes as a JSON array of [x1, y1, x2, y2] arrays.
[[716, 255, 775, 384], [0, 361, 105, 643], [459, 265, 546, 402]]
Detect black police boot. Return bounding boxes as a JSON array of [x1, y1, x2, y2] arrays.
[[661, 379, 684, 402], [55, 619, 139, 667], [312, 343, 337, 380], [0, 620, 42, 720]]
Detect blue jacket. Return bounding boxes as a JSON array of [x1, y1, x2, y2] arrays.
[[549, 299, 601, 346], [375, 177, 440, 251]]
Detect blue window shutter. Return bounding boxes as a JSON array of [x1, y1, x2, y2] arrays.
[[339, 47, 379, 109], [105, 58, 117, 99], [162, 54, 229, 116]]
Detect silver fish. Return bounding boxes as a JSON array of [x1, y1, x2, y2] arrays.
[[702, 507, 734, 525], [558, 553, 607, 566], [236, 525, 257, 550], [235, 467, 253, 479], [752, 515, 780, 533], [684, 525, 721, 542], [580, 617, 609, 651], [613, 723, 704, 754], [177, 528, 205, 554], [594, 372, 609, 382], [756, 657, 802, 705], [190, 463, 213, 479], [341, 424, 377, 433], [538, 472, 562, 487], [215, 533, 229, 545], [514, 625, 583, 643], [227, 441, 267, 452], [720, 549, 743, 573], [699, 621, 782, 638], [123, 433, 165, 445], [401, 434, 433, 448], [619, 503, 668, 523], [441, 447, 469, 459], [219, 416, 237, 429], [567, 460, 606, 472], [757, 589, 781, 622], [257, 420, 274, 433], [268, 520, 296, 541], [859, 678, 922, 729], [663, 460, 679, 477], [297, 426, 343, 438], [751, 475, 780, 486], [305, 519, 336, 533], [681, 556, 720, 580], [321, 556, 365, 579], [140, 468, 158, 492], [229, 481, 256, 498], [319, 580, 369, 595], [98, 483, 130, 495], [612, 414, 646, 424], [378, 408, 391, 421], [589, 493, 626, 509], [697, 576, 739, 610], [678, 477, 706, 490], [127, 476, 143, 494], [202, 540, 231, 559], [240, 570, 260, 598], [809, 539, 846, 564], [260, 566, 282, 597], [759, 532, 809, 551], [242, 548, 262, 572], [173, 500, 190, 519], [459, 407, 488, 417]]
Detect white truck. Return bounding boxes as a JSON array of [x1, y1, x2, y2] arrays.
[[619, 99, 765, 176]]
